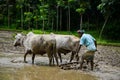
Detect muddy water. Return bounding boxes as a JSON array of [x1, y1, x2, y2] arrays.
[[0, 30, 120, 80], [0, 65, 97, 80], [0, 53, 97, 80]]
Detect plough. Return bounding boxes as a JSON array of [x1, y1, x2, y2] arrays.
[[59, 61, 80, 70]]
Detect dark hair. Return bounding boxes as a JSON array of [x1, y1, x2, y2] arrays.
[[77, 30, 85, 33]]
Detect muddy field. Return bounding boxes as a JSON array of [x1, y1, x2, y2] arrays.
[[0, 30, 120, 80]]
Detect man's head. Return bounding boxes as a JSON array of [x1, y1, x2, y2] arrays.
[[77, 30, 85, 37]]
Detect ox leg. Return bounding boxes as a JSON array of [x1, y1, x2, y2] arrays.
[[87, 61, 89, 65], [52, 56, 54, 65], [50, 53, 54, 65], [24, 52, 28, 63], [90, 60, 94, 70], [32, 54, 35, 64], [49, 55, 53, 66], [48, 52, 53, 66], [24, 50, 32, 63], [75, 54, 79, 61], [54, 53, 59, 66], [49, 57, 52, 66], [69, 51, 75, 62], [58, 52, 62, 63], [80, 62, 84, 70], [80, 59, 84, 70]]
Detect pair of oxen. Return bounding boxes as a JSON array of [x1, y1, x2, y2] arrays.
[[13, 32, 80, 66]]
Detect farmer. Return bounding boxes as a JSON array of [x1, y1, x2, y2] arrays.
[[76, 30, 97, 70]]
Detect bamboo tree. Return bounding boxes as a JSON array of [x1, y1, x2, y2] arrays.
[[97, 0, 114, 40], [7, 0, 10, 28], [59, 0, 64, 31], [38, 0, 48, 32], [20, 0, 24, 29], [56, 0, 60, 31], [49, 10, 56, 31], [35, 9, 38, 29], [99, 15, 109, 40], [68, 0, 74, 32], [56, 5, 59, 31], [56, 0, 65, 31], [16, 0, 24, 29], [68, 1, 70, 32], [76, 0, 90, 29]]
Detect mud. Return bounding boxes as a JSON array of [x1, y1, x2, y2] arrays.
[[0, 30, 120, 80]]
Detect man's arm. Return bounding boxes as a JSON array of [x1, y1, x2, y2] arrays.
[[94, 40, 97, 49]]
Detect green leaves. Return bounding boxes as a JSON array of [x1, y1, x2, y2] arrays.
[[76, 8, 85, 14], [76, 0, 90, 14], [97, 0, 116, 17], [24, 12, 33, 22]]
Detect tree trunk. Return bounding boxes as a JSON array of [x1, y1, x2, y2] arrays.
[[28, 4, 30, 30], [60, 7, 62, 31], [42, 19, 45, 33], [35, 9, 38, 29], [99, 16, 109, 40], [36, 14, 38, 29], [52, 18, 54, 31], [87, 14, 90, 30], [7, 1, 10, 28], [80, 14, 83, 29], [56, 5, 59, 31], [21, 7, 23, 29], [68, 6, 70, 32]]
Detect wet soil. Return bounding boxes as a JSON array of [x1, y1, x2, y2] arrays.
[[0, 30, 120, 80]]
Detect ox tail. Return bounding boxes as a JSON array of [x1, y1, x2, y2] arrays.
[[53, 42, 59, 66]]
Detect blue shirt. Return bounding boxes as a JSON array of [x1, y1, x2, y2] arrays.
[[79, 34, 96, 51]]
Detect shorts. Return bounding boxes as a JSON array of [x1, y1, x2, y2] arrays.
[[81, 51, 95, 61]]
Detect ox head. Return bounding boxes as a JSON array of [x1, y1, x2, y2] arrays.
[[13, 33, 23, 47]]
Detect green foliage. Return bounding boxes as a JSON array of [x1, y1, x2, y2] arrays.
[[76, 8, 85, 14], [0, 0, 120, 42], [0, 14, 3, 25], [76, 0, 90, 14], [103, 22, 120, 40], [97, 0, 116, 17], [24, 12, 33, 22]]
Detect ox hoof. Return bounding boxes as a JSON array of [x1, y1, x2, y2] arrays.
[[83, 66, 87, 69]]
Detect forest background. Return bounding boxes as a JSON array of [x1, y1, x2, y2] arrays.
[[0, 0, 120, 45]]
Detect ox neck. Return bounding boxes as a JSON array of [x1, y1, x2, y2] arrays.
[[20, 36, 26, 46]]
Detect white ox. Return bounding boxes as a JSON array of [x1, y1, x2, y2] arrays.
[[13, 32, 59, 66], [51, 33, 80, 63]]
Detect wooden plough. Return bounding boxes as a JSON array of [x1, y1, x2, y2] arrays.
[[59, 61, 99, 70], [59, 61, 80, 70]]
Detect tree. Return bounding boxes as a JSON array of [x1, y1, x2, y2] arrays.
[[56, 0, 65, 31], [38, 0, 48, 32], [76, 0, 90, 29], [97, 0, 116, 40], [16, 0, 24, 29], [67, 0, 75, 32], [55, 0, 65, 31]]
